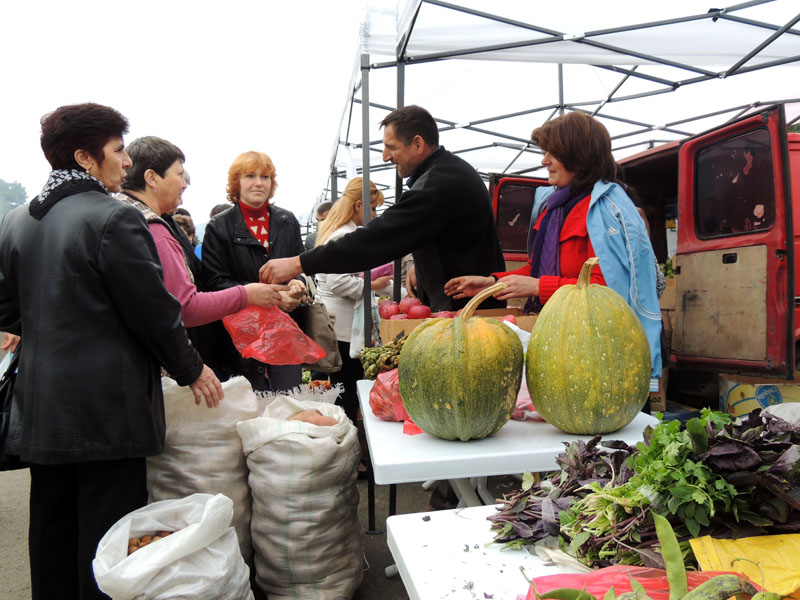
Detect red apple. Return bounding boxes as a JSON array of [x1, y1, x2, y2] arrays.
[[399, 297, 422, 314], [389, 314, 409, 320], [379, 300, 400, 319], [432, 310, 454, 318], [407, 304, 432, 319]]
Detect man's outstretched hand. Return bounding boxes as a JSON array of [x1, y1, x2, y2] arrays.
[[259, 256, 303, 284]]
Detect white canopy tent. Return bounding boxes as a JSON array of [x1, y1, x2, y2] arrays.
[[324, 0, 800, 207], [334, 1, 800, 527]]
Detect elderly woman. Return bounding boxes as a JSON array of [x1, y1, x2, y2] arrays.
[[315, 177, 393, 423], [118, 137, 286, 331], [0, 103, 221, 600], [202, 151, 307, 392], [445, 111, 662, 385]]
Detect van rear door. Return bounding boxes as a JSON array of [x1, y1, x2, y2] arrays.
[[490, 174, 549, 267], [673, 105, 794, 377]]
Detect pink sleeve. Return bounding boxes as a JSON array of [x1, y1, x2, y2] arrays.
[[150, 223, 247, 327]]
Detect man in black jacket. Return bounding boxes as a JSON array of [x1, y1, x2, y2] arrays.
[[260, 105, 505, 312]]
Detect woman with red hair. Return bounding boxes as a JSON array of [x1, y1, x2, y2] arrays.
[[202, 151, 307, 392]]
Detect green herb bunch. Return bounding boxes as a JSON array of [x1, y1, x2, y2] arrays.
[[492, 408, 800, 570]]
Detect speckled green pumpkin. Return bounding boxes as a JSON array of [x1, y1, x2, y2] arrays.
[[397, 284, 523, 441], [525, 257, 650, 435]]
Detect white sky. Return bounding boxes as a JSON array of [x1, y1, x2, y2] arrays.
[[0, 0, 382, 227]]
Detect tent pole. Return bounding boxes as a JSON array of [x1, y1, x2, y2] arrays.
[[330, 168, 337, 203], [360, 52, 384, 537], [392, 61, 406, 307], [558, 64, 564, 115], [361, 51, 372, 359]]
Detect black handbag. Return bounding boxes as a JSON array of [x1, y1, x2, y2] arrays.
[[0, 351, 25, 471]]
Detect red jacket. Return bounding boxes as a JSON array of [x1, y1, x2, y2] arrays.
[[493, 195, 605, 303]]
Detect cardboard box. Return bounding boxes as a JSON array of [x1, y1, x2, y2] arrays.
[[380, 307, 537, 342], [648, 366, 669, 412], [719, 373, 800, 417], [659, 278, 676, 310]]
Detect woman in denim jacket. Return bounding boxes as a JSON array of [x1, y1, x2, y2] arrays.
[[445, 111, 662, 385]]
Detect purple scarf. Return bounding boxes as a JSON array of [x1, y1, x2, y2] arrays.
[[524, 185, 585, 313]]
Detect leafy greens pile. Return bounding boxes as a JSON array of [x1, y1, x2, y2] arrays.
[[489, 409, 800, 569]]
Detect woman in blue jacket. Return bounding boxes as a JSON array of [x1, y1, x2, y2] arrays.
[[445, 111, 663, 385]]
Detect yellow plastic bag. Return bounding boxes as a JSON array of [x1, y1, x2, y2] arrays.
[[690, 534, 800, 598]]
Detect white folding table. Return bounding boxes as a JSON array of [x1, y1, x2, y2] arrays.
[[357, 379, 658, 506], [386, 505, 564, 600]]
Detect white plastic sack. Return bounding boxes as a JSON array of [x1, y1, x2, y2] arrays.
[[237, 396, 363, 600], [147, 376, 265, 564], [93, 493, 253, 600]]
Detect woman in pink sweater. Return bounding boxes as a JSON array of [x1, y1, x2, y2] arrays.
[[118, 136, 286, 327]]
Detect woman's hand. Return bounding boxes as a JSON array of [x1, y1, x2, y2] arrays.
[[189, 364, 223, 408], [444, 275, 495, 299], [244, 283, 288, 308], [287, 279, 307, 298], [371, 275, 393, 291], [278, 288, 305, 312], [405, 266, 417, 298], [1, 332, 20, 353], [494, 275, 539, 300]]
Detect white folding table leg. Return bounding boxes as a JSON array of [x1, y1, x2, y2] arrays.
[[471, 476, 495, 505], [449, 478, 482, 507]]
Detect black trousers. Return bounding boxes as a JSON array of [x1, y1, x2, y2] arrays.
[[28, 457, 147, 600], [328, 340, 364, 424]]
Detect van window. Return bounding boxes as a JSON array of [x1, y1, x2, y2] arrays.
[[496, 183, 536, 255], [695, 128, 775, 238]]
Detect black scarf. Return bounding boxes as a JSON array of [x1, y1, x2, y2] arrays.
[[29, 169, 108, 220]]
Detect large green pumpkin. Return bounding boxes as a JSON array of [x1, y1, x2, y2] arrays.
[[398, 283, 523, 441], [526, 257, 650, 435]]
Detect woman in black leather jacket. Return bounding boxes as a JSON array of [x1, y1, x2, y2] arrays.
[[0, 103, 222, 600], [202, 151, 307, 391]]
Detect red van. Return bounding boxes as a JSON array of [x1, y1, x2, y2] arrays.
[[491, 104, 798, 379]]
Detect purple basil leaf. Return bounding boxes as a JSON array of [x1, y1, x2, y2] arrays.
[[726, 470, 761, 487], [511, 520, 534, 539], [759, 497, 789, 523], [774, 487, 800, 510], [541, 496, 560, 536], [703, 442, 761, 470], [764, 413, 800, 434], [603, 440, 630, 450], [637, 547, 666, 569], [769, 445, 800, 476]]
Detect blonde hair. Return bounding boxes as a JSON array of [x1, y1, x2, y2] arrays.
[[316, 177, 384, 246], [226, 151, 277, 203]]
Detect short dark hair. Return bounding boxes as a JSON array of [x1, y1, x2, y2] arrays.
[[173, 213, 195, 237], [316, 201, 332, 216], [380, 105, 439, 147], [40, 103, 129, 170], [122, 136, 185, 192], [174, 207, 191, 217], [210, 203, 230, 218], [532, 111, 617, 195]]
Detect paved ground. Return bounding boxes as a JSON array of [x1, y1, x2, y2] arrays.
[[0, 466, 515, 599]]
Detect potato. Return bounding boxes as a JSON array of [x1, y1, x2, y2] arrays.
[[288, 409, 337, 426]]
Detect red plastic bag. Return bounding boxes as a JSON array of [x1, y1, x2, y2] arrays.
[[222, 306, 326, 365], [521, 565, 759, 600], [368, 368, 410, 422]]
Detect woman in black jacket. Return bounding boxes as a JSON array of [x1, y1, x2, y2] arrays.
[[202, 150, 307, 392], [0, 103, 221, 600]]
